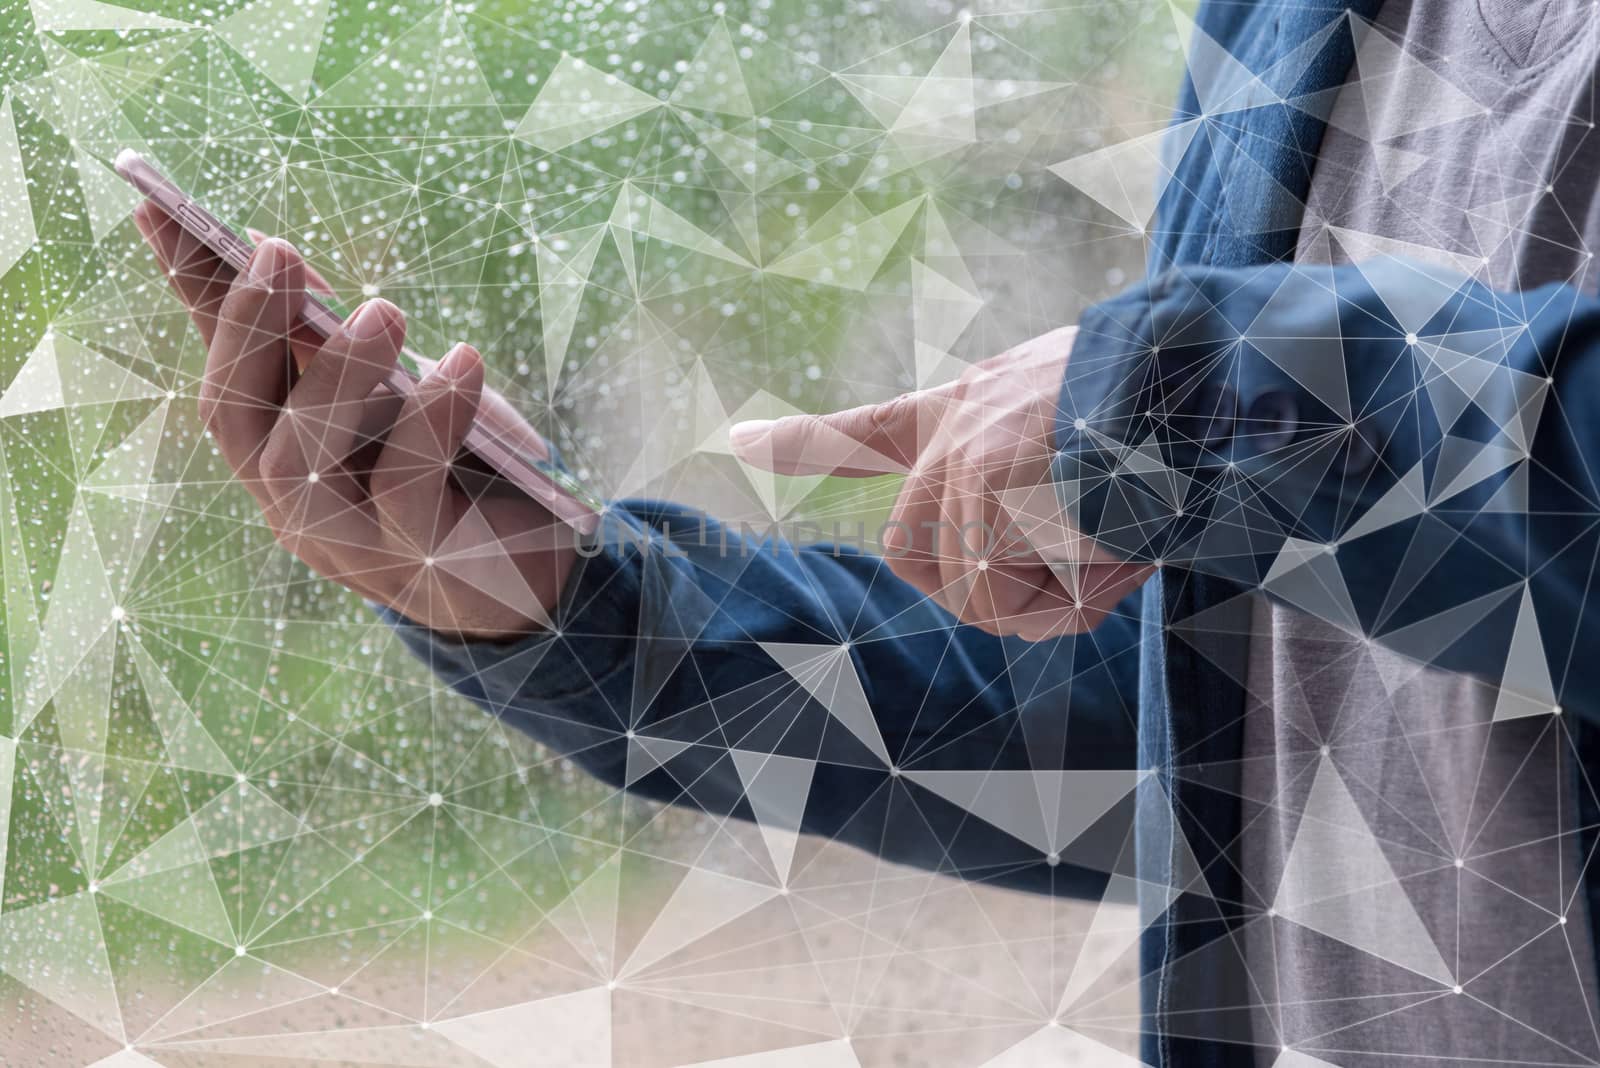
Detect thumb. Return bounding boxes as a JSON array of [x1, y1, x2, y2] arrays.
[[729, 390, 938, 477]]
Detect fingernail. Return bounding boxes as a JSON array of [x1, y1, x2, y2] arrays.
[[729, 420, 771, 448], [430, 347, 459, 385], [248, 239, 285, 284], [347, 300, 393, 339]]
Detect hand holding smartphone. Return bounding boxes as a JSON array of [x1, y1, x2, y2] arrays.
[[115, 149, 601, 536], [120, 149, 597, 640]]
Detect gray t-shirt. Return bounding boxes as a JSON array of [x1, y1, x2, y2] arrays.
[[1242, 2, 1600, 1064]]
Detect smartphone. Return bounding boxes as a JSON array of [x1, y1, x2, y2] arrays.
[[114, 149, 602, 536]]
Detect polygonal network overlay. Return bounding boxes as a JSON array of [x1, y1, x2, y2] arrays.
[[10, 0, 1595, 1066], [0, 1, 1188, 1063]]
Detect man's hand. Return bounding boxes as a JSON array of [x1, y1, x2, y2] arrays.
[[134, 200, 577, 642], [730, 327, 1153, 640]]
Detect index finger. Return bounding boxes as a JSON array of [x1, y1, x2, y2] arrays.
[[729, 386, 955, 478], [135, 200, 233, 349], [137, 202, 327, 366]]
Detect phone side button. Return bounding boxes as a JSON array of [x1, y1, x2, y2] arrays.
[[216, 231, 253, 270], [175, 203, 214, 234]]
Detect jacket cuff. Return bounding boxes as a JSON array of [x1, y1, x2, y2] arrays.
[[375, 507, 648, 708], [1052, 263, 1417, 577]]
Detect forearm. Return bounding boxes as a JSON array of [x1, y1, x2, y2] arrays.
[[383, 500, 1144, 895]]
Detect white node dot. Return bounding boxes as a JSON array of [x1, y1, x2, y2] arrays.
[[111, 605, 125, 621], [428, 792, 443, 807], [422, 910, 432, 921], [1319, 745, 1330, 757], [1267, 907, 1276, 917], [1454, 858, 1464, 868], [1073, 417, 1087, 431], [423, 556, 434, 567], [420, 1021, 431, 1031], [166, 390, 177, 400], [606, 979, 618, 991], [329, 987, 340, 996], [1046, 852, 1060, 867], [361, 283, 380, 298], [306, 471, 319, 484], [89, 881, 99, 894], [235, 772, 247, 785], [1561, 915, 1570, 925], [976, 558, 988, 571], [1452, 985, 1463, 994], [235, 945, 247, 957], [889, 766, 901, 778], [1405, 333, 1418, 346]]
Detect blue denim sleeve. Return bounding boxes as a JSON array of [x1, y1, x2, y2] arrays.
[[1054, 257, 1600, 720], [380, 501, 1143, 897]]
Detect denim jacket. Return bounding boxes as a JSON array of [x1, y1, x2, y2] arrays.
[[385, 3, 1600, 1064]]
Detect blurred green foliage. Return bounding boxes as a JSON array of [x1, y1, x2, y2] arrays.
[[0, 0, 1183, 1018]]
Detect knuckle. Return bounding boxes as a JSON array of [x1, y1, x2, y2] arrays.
[[367, 456, 407, 504], [861, 395, 907, 440], [254, 438, 303, 487], [880, 391, 916, 423]]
